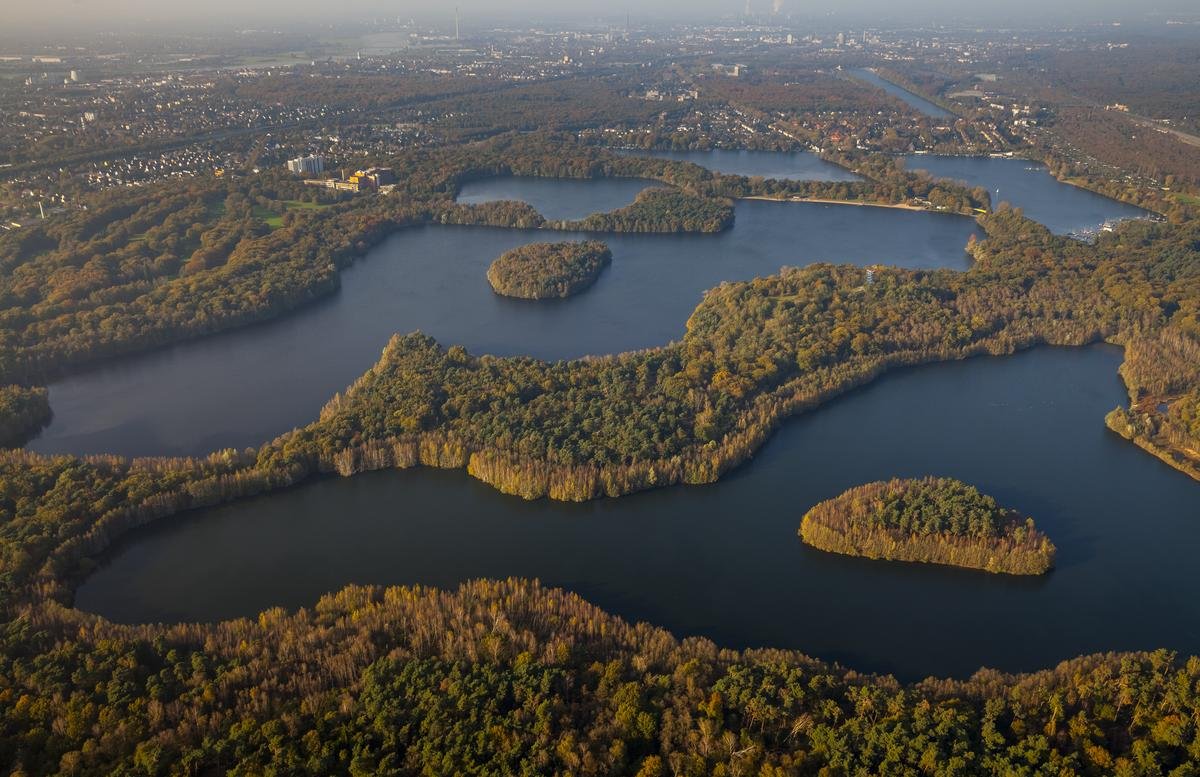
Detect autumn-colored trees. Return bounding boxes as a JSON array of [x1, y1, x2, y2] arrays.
[[563, 189, 735, 233], [0, 385, 50, 448], [488, 240, 613, 299], [800, 477, 1056, 575], [3, 572, 1200, 775]]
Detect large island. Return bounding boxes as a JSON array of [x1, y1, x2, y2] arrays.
[[800, 477, 1056, 575]]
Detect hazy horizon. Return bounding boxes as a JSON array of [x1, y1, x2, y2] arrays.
[[8, 0, 1200, 35]]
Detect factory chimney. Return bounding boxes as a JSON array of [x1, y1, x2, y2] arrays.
[[455, 7, 460, 41]]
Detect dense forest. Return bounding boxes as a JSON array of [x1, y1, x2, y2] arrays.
[[799, 477, 1056, 575], [1104, 328, 1200, 481], [700, 68, 920, 117], [1036, 45, 1200, 134], [487, 241, 613, 299], [0, 385, 50, 448], [2, 570, 1199, 775], [564, 189, 734, 234]]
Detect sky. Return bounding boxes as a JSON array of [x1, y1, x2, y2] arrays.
[[9, 0, 1200, 32]]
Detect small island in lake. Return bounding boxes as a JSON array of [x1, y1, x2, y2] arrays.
[[487, 240, 613, 299], [799, 477, 1056, 575]]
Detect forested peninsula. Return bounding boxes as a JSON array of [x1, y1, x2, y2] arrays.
[[799, 477, 1056, 575], [0, 385, 51, 448], [487, 240, 612, 299]]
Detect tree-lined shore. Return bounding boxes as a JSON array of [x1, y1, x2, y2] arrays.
[[800, 477, 1056, 575]]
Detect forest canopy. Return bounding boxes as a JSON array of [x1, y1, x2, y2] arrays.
[[487, 240, 612, 300], [800, 477, 1056, 575]]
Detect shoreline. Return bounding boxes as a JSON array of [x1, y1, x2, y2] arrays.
[[740, 194, 944, 213]]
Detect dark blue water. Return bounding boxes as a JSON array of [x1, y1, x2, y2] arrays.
[[903, 155, 1150, 235], [30, 187, 979, 458], [851, 68, 954, 119], [618, 149, 861, 182], [75, 345, 1200, 681]]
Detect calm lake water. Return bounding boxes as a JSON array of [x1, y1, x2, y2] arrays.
[[850, 68, 954, 119], [618, 148, 861, 182], [75, 345, 1200, 681], [30, 184, 980, 458], [903, 155, 1150, 235]]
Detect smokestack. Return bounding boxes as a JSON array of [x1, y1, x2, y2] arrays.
[[455, 7, 460, 41]]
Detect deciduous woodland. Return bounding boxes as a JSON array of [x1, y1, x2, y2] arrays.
[[799, 477, 1056, 575], [487, 240, 613, 299], [1105, 327, 1200, 481], [2, 126, 1200, 774], [0, 384, 50, 448], [4, 573, 1200, 775]]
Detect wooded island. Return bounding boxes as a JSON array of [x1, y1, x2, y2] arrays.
[[487, 240, 612, 299], [800, 477, 1056, 575]]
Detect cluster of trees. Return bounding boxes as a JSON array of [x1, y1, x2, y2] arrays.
[[1118, 327, 1200, 400], [1108, 403, 1200, 483], [799, 477, 1056, 575], [487, 240, 612, 299], [564, 189, 734, 233], [1104, 327, 1200, 480], [1171, 391, 1200, 450], [0, 385, 50, 448], [0, 174, 354, 383], [700, 68, 919, 117]]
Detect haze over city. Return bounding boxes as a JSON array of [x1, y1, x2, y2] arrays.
[[7, 0, 1200, 32]]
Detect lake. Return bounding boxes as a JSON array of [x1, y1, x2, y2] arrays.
[[903, 154, 1150, 235], [75, 344, 1200, 681], [30, 182, 980, 458], [614, 148, 1144, 235]]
